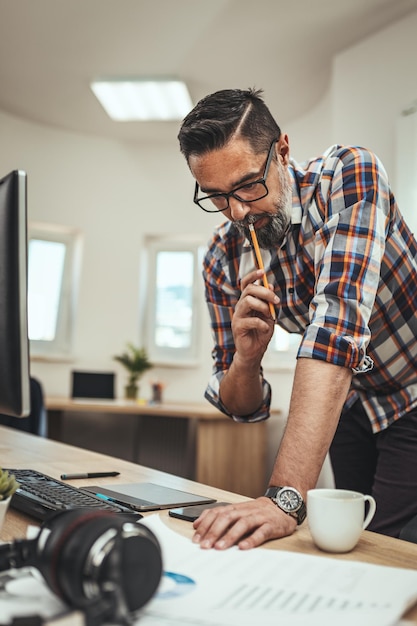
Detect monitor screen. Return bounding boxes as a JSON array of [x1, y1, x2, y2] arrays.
[[71, 371, 115, 400], [0, 170, 30, 417]]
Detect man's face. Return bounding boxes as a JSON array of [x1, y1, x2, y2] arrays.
[[189, 136, 292, 249]]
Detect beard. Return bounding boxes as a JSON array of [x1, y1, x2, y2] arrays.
[[233, 161, 293, 249]]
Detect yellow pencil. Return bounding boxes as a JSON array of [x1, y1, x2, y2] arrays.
[[248, 223, 276, 321]]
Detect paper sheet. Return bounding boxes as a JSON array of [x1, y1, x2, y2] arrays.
[[0, 566, 68, 622], [138, 514, 417, 626], [0, 515, 417, 625]]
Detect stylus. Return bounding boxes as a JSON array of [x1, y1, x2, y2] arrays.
[[60, 471, 120, 480]]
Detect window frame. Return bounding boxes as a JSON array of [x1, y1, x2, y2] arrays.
[[28, 222, 82, 360], [142, 235, 205, 367]]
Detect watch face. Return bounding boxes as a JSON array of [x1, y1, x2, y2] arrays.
[[278, 488, 301, 512]]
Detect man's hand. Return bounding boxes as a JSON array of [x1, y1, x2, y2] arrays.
[[219, 267, 278, 417], [192, 497, 297, 550], [231, 268, 278, 362]]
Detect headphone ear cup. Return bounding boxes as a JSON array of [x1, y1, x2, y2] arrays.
[[114, 523, 163, 612], [35, 509, 162, 613], [37, 509, 120, 605]]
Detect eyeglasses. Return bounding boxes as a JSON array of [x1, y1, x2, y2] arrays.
[[193, 139, 279, 213]]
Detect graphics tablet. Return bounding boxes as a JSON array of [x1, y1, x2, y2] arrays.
[[81, 482, 216, 512]]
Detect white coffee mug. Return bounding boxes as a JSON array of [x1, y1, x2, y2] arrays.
[[307, 488, 377, 553]]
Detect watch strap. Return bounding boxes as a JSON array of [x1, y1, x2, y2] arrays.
[[264, 486, 281, 499]]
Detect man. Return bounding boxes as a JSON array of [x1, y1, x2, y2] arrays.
[[177, 88, 417, 550]]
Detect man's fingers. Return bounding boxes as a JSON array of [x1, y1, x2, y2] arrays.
[[193, 504, 241, 548], [192, 499, 297, 550], [241, 268, 265, 290]]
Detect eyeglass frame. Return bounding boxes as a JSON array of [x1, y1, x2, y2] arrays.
[[193, 138, 279, 213]]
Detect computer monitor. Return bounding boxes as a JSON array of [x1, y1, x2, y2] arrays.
[[0, 170, 30, 416], [71, 371, 115, 400]]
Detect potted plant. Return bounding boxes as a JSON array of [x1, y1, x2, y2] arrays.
[[113, 343, 153, 400], [0, 468, 19, 530]]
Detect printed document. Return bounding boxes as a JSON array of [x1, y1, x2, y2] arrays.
[[139, 514, 417, 626]]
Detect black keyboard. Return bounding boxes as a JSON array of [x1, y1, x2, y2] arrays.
[[6, 469, 142, 521]]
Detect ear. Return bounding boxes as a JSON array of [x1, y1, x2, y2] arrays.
[[276, 133, 290, 166]]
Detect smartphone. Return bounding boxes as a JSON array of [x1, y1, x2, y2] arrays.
[[168, 501, 230, 522]]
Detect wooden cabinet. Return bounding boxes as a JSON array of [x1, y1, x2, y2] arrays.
[[45, 398, 272, 498]]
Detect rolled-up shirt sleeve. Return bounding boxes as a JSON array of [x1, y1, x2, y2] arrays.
[[297, 147, 391, 373]]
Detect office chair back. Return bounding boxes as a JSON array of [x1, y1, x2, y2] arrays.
[[0, 377, 46, 436]]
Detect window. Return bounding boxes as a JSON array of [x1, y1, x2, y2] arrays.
[[143, 235, 302, 368], [272, 325, 301, 353], [143, 237, 204, 365], [28, 223, 82, 359], [264, 324, 301, 370]]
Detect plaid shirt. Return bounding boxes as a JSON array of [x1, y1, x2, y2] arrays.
[[203, 145, 417, 433]]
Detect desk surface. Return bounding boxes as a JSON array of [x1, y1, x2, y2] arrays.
[[46, 395, 282, 420], [1, 425, 417, 622], [46, 396, 235, 420]]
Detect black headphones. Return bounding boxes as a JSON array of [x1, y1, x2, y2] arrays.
[[0, 508, 163, 625]]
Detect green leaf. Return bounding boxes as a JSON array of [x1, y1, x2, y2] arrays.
[[113, 343, 153, 384], [0, 468, 19, 500]]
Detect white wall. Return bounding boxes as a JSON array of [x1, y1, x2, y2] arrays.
[[332, 10, 417, 182], [0, 110, 221, 402], [1, 9, 416, 480], [396, 111, 417, 236], [284, 86, 334, 163]]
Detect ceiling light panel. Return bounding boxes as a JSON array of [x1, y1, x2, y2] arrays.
[[90, 78, 193, 121]]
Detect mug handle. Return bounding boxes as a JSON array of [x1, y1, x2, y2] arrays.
[[363, 495, 377, 529]]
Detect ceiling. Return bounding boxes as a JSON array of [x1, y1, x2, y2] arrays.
[[1, 0, 417, 145]]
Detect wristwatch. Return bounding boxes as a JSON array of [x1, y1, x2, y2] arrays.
[[264, 486, 307, 525]]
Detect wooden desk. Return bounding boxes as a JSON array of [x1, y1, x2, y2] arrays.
[[45, 397, 270, 498], [1, 426, 417, 623]]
